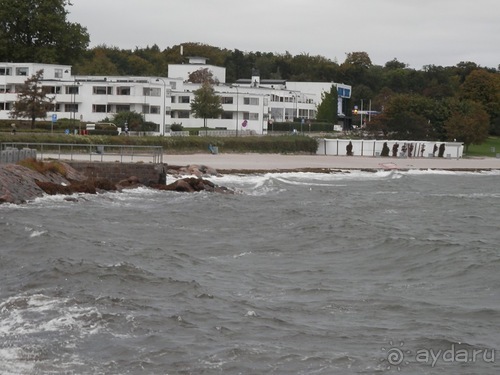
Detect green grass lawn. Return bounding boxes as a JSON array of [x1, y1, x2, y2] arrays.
[[466, 137, 500, 157]]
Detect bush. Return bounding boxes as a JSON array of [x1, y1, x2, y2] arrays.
[[170, 123, 184, 131]]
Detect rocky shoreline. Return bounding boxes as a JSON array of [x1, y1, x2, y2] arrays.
[[0, 161, 232, 205], [2, 157, 496, 205]]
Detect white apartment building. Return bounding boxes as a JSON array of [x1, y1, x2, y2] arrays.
[[1, 59, 351, 135]]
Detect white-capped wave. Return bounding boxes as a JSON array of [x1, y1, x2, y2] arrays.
[[0, 293, 103, 372]]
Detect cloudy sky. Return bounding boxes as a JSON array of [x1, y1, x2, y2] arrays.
[[67, 0, 499, 70]]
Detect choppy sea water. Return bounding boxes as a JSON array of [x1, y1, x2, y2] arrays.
[[1, 169, 499, 375]]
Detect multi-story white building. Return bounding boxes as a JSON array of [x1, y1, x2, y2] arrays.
[[1, 59, 351, 135]]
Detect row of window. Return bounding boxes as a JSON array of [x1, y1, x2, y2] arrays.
[[0, 67, 65, 78], [0, 101, 282, 122], [172, 111, 260, 120], [2, 84, 267, 107], [172, 96, 261, 105], [1, 67, 29, 76]]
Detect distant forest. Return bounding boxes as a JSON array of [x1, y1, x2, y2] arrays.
[[74, 42, 498, 109]]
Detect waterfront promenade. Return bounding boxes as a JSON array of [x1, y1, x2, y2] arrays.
[[37, 151, 499, 172], [162, 153, 500, 172]]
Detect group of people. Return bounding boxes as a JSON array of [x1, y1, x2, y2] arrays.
[[347, 141, 446, 158], [392, 142, 445, 158]]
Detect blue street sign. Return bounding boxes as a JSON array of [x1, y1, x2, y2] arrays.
[[52, 114, 57, 122]]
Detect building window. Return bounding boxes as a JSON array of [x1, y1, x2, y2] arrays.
[[54, 69, 63, 78], [171, 96, 176, 103], [179, 96, 190, 104], [43, 86, 61, 94], [169, 81, 177, 89], [16, 67, 29, 76], [177, 111, 190, 118], [0, 102, 11, 110], [243, 112, 259, 120], [66, 104, 78, 112], [0, 85, 6, 93], [243, 97, 259, 105], [221, 96, 233, 104], [93, 86, 112, 95], [142, 105, 160, 114], [0, 67, 12, 76], [221, 111, 233, 119], [49, 103, 61, 112], [66, 86, 79, 94], [338, 87, 350, 97], [93, 104, 108, 113], [116, 105, 130, 112], [117, 87, 131, 95], [143, 87, 160, 96]]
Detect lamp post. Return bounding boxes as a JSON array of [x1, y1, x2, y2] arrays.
[[156, 78, 166, 136], [234, 85, 239, 137], [71, 79, 79, 133], [360, 99, 364, 127]]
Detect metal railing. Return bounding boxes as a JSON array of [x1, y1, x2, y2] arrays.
[[1, 142, 164, 164]]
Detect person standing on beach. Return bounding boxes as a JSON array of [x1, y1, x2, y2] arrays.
[[346, 141, 353, 156], [392, 143, 399, 157]]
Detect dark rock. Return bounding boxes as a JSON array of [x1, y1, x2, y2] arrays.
[[167, 164, 221, 178], [116, 176, 142, 190], [151, 177, 234, 194], [1, 161, 232, 205]]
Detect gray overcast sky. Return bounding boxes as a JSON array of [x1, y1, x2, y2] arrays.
[[67, 0, 500, 70]]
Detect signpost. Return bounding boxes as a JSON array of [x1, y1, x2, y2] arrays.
[[51, 114, 57, 134]]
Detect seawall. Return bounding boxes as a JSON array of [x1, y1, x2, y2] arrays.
[[66, 162, 167, 185]]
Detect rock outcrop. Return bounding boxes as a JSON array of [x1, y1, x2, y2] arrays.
[[0, 160, 232, 205], [0, 161, 88, 204], [151, 177, 232, 194], [167, 164, 220, 178]]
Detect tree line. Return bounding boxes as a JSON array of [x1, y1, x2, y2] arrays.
[[48, 42, 500, 148]]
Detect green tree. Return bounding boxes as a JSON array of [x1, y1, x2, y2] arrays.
[[344, 51, 372, 69], [191, 82, 224, 131], [459, 69, 500, 130], [369, 94, 434, 139], [111, 111, 149, 132], [316, 84, 338, 124], [188, 68, 216, 84], [75, 48, 120, 75], [0, 0, 89, 65], [444, 99, 490, 152], [10, 69, 54, 129]]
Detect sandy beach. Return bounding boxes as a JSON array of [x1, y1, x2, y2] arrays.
[[163, 153, 500, 172], [36, 151, 500, 172]]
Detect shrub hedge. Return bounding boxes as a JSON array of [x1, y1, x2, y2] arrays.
[[0, 132, 319, 154]]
